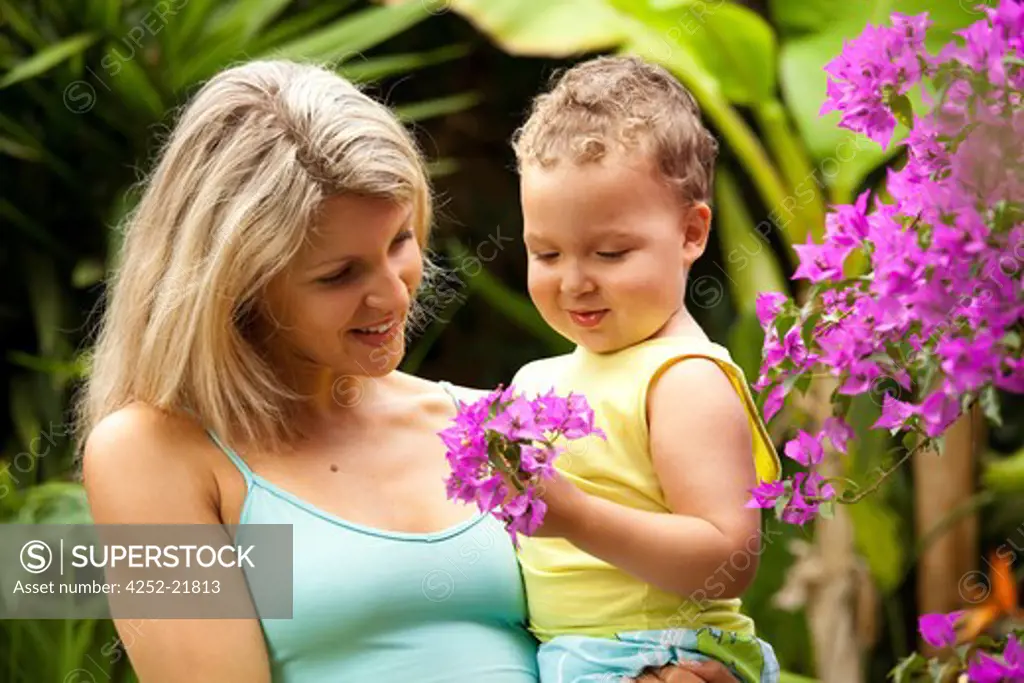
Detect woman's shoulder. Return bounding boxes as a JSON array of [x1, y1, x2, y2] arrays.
[[390, 373, 488, 415], [86, 402, 205, 459], [82, 402, 222, 523]]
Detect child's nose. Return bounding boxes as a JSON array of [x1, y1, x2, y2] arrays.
[[560, 262, 596, 296]]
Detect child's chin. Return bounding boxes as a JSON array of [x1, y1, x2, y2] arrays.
[[575, 335, 629, 355]]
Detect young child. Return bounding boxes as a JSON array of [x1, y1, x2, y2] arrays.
[[508, 56, 783, 683]]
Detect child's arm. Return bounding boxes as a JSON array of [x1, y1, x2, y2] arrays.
[[539, 358, 762, 599]]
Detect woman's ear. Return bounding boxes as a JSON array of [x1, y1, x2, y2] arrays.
[[681, 201, 712, 266]]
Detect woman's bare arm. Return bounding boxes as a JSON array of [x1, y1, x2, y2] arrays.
[[82, 404, 271, 683]]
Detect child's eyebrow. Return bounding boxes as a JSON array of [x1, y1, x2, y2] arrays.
[[523, 232, 555, 248], [590, 229, 640, 243]]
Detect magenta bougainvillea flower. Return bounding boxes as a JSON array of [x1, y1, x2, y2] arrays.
[[917, 611, 963, 649], [752, 1, 1024, 524], [966, 635, 1024, 682], [439, 385, 604, 545]]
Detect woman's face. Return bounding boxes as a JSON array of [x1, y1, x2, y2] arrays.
[[261, 194, 423, 381]]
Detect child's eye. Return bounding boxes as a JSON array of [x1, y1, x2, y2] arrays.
[[533, 252, 559, 262], [596, 250, 629, 260]]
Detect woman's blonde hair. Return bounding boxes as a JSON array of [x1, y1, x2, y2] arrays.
[[74, 59, 433, 454]]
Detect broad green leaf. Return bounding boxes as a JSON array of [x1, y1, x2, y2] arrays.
[[982, 446, 1024, 493], [339, 44, 470, 83], [714, 167, 789, 309], [610, 0, 777, 105], [778, 33, 895, 200], [849, 495, 904, 592], [754, 99, 826, 242], [445, 0, 626, 57], [0, 33, 99, 89], [395, 92, 481, 123], [727, 309, 766, 384], [267, 3, 434, 63]]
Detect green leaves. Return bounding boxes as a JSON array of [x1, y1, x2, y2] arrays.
[[446, 0, 625, 57], [611, 0, 778, 105], [715, 167, 789, 309], [267, 2, 447, 63], [888, 92, 915, 130], [0, 33, 99, 89], [849, 496, 905, 592], [889, 651, 927, 683], [395, 92, 482, 123]]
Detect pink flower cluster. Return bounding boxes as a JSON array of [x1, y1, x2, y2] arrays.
[[751, 2, 1024, 523], [439, 386, 604, 545], [917, 611, 1023, 681]]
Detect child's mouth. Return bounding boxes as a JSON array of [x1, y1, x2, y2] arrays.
[[568, 310, 608, 328]]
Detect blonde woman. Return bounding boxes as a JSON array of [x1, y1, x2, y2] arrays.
[[75, 60, 740, 683]]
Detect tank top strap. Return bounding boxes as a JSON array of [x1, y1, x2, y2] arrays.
[[205, 427, 255, 491], [438, 380, 466, 411]]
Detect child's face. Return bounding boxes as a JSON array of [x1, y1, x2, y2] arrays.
[[521, 152, 709, 353]]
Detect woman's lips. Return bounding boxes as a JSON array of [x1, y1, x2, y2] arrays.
[[350, 319, 402, 346], [568, 310, 609, 328]]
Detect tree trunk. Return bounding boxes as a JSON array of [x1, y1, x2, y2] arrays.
[[913, 407, 982, 620]]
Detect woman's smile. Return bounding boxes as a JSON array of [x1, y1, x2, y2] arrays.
[[349, 317, 403, 347]]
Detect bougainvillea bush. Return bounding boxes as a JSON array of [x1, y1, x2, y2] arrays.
[[749, 2, 1023, 679], [750, 1, 1023, 524]]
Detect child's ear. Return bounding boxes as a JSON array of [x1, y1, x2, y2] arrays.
[[681, 201, 711, 266]]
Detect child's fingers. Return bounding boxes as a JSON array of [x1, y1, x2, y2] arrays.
[[632, 660, 741, 683]]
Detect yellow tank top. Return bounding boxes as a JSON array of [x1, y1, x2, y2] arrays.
[[512, 336, 781, 642]]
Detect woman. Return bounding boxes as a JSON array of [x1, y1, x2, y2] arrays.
[[75, 59, 740, 683]]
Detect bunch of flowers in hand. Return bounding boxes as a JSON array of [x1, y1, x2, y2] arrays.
[[750, 1, 1024, 525], [439, 385, 604, 545]]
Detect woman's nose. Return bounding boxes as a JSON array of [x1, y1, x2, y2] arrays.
[[364, 265, 410, 311]]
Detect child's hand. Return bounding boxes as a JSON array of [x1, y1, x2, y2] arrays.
[[529, 468, 588, 539], [632, 660, 740, 683]]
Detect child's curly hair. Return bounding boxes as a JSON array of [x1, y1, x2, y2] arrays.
[[512, 55, 719, 205]]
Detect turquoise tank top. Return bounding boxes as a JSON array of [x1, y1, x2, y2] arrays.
[[205, 410, 539, 681]]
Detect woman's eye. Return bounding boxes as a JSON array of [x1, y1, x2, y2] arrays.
[[391, 230, 414, 250], [317, 266, 354, 285], [596, 250, 629, 259]]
